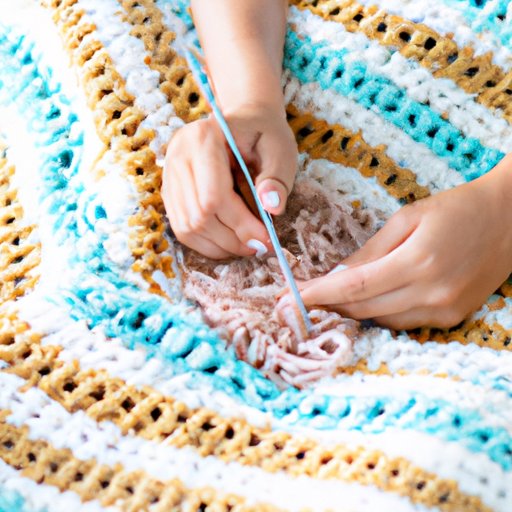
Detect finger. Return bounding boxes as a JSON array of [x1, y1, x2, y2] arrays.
[[177, 162, 203, 229], [161, 157, 188, 233], [191, 120, 233, 216], [217, 190, 271, 253], [164, 159, 235, 259], [255, 132, 297, 214], [176, 231, 233, 260], [376, 303, 469, 330], [202, 215, 254, 256], [174, 162, 253, 256], [343, 207, 419, 267], [374, 307, 437, 330], [298, 264, 349, 293], [300, 253, 413, 307], [189, 123, 270, 254], [327, 285, 419, 319]]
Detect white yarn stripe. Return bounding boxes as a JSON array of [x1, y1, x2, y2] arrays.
[[4, 0, 183, 300], [156, 0, 190, 36], [12, 296, 511, 512], [289, 6, 512, 153], [0, 371, 436, 512], [5, 5, 512, 512], [357, 0, 512, 71], [77, 0, 185, 165], [148, 0, 463, 198], [353, 325, 512, 391], [437, 0, 511, 59], [20, 287, 512, 423], [0, 459, 111, 512], [285, 73, 465, 193], [13, 295, 272, 427]]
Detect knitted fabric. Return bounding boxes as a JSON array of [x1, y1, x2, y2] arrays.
[[0, 0, 511, 510]]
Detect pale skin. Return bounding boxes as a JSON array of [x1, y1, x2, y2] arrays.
[[162, 0, 512, 330]]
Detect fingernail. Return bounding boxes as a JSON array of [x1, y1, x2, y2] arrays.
[[328, 264, 348, 275], [247, 239, 268, 257], [261, 190, 280, 210]]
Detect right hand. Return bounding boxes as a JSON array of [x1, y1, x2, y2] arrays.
[[162, 105, 298, 259]]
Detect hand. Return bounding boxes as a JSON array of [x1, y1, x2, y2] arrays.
[[298, 155, 512, 330], [162, 105, 298, 259]]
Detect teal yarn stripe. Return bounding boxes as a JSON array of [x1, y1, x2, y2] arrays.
[[283, 29, 504, 181]]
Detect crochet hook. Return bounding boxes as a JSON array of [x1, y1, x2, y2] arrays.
[[182, 44, 313, 335]]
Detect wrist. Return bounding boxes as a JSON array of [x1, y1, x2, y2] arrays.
[[197, 32, 285, 115], [222, 99, 287, 125], [209, 60, 285, 117]]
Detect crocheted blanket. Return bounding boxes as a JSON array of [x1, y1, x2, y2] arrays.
[[0, 0, 511, 510]]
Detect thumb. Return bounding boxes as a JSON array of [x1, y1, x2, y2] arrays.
[[257, 178, 289, 215], [255, 132, 297, 215]]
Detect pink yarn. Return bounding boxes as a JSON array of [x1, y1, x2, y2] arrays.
[[180, 178, 376, 387]]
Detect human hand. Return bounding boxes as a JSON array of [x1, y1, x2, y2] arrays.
[[298, 155, 512, 330], [162, 105, 298, 259]]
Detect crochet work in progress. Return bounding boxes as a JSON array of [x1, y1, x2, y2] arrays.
[[0, 0, 511, 510]]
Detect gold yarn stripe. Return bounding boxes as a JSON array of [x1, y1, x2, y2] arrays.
[[0, 140, 40, 302], [0, 310, 490, 512], [0, 409, 278, 512], [291, 0, 512, 122]]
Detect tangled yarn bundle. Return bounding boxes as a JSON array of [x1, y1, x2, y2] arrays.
[[0, 0, 511, 511]]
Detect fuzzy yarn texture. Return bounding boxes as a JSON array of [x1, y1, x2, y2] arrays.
[[0, 0, 511, 511]]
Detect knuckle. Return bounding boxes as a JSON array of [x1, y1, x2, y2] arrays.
[[200, 196, 221, 216], [428, 285, 459, 308], [195, 121, 209, 139], [194, 119, 216, 144], [187, 214, 208, 233]]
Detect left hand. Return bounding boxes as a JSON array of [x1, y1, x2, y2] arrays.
[[298, 154, 512, 330]]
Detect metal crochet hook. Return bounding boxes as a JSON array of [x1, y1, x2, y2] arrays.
[[182, 44, 313, 335]]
